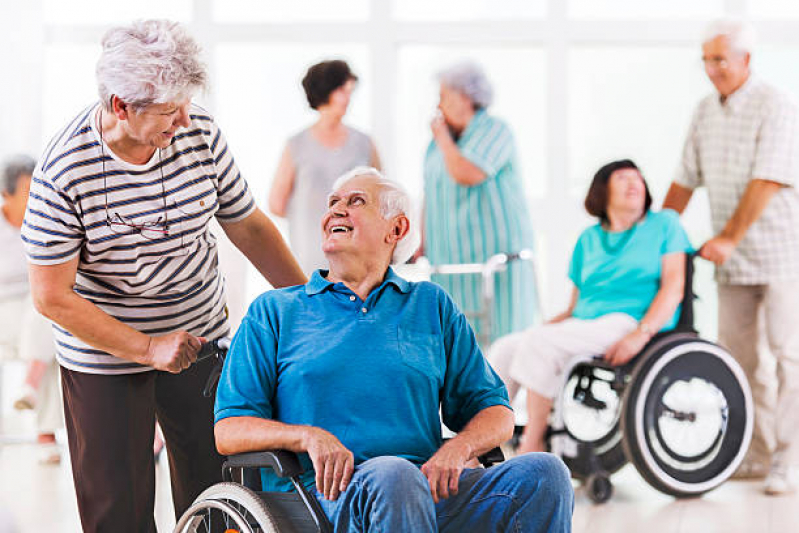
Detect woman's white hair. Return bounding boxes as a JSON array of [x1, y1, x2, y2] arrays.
[[97, 19, 207, 111], [331, 166, 420, 265], [702, 18, 757, 54], [437, 61, 493, 109]]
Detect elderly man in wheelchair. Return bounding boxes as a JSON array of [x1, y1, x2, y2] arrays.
[[489, 160, 752, 503], [185, 167, 573, 532]]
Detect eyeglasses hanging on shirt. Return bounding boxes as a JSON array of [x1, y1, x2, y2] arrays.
[[98, 104, 170, 240]]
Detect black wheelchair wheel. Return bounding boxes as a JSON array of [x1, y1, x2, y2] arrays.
[[174, 482, 281, 533], [621, 335, 753, 498], [558, 362, 627, 479]]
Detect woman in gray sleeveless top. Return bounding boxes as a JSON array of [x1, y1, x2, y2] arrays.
[[270, 60, 380, 275]]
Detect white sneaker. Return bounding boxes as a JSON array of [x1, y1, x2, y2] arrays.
[[12, 384, 37, 411], [764, 466, 798, 496]]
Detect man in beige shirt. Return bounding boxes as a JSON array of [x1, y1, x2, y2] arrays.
[[664, 19, 799, 495]]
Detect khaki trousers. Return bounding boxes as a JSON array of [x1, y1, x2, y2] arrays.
[[718, 281, 799, 468]]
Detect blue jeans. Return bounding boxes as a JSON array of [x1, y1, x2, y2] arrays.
[[315, 453, 574, 532]]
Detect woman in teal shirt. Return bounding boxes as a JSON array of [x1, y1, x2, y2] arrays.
[[423, 61, 536, 345], [488, 159, 692, 454]]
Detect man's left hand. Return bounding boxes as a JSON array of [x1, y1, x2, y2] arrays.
[[421, 439, 471, 503], [699, 235, 737, 265]]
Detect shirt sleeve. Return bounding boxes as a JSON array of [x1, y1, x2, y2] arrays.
[[568, 233, 585, 289], [206, 117, 257, 223], [21, 168, 85, 265], [439, 293, 511, 433], [214, 311, 278, 423], [459, 117, 515, 178], [659, 210, 694, 256], [674, 104, 704, 190], [751, 95, 799, 187]]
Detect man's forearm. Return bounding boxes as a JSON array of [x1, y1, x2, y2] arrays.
[[662, 183, 694, 214], [214, 416, 311, 456], [720, 179, 784, 243], [447, 405, 514, 459]]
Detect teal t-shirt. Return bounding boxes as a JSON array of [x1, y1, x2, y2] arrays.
[[569, 210, 692, 330]]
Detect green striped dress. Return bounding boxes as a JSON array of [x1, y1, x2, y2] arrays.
[[423, 109, 537, 346]]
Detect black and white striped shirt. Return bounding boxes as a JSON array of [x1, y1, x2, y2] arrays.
[[22, 103, 255, 374]]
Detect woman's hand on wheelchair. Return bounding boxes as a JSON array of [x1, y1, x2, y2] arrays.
[[604, 330, 649, 366], [144, 331, 205, 373], [303, 427, 354, 501], [421, 439, 471, 503]]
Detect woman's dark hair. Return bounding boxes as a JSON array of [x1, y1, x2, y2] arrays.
[[302, 60, 358, 110], [584, 159, 652, 224]]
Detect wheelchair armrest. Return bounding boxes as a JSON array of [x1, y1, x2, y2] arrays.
[[224, 450, 304, 478], [478, 446, 505, 467]]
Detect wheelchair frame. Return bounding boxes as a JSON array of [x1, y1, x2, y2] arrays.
[[541, 253, 753, 503]]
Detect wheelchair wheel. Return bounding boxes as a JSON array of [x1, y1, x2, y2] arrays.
[[558, 363, 626, 479], [174, 482, 280, 533], [621, 335, 753, 498]]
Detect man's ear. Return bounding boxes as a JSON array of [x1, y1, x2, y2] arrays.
[[387, 215, 410, 244]]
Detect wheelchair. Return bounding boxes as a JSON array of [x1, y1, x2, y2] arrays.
[[539, 254, 754, 503], [174, 341, 506, 533]]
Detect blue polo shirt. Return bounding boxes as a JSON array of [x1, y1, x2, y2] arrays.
[[214, 268, 510, 492]]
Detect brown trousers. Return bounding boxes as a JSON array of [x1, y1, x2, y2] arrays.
[[60, 358, 223, 532]]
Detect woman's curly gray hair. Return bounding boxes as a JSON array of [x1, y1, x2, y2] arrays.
[[331, 167, 420, 265], [97, 19, 207, 111], [437, 61, 494, 109]]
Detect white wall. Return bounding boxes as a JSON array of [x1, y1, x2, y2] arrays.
[[6, 0, 799, 336]]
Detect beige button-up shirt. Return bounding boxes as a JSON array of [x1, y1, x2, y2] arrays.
[[676, 76, 799, 284]]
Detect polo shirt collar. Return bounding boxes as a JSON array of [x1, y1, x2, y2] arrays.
[[305, 267, 411, 296]]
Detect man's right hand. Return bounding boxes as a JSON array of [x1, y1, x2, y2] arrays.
[[144, 331, 203, 373], [303, 427, 354, 501]]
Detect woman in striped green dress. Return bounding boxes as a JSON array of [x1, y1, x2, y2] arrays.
[[423, 61, 536, 345]]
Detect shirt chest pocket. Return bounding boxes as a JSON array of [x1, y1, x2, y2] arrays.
[[171, 185, 218, 252], [397, 327, 444, 383]]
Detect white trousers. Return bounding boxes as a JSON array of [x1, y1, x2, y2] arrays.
[[718, 281, 799, 468], [0, 294, 62, 432], [487, 313, 638, 400]]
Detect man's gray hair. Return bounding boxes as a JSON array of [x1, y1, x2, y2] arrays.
[[1, 154, 36, 195], [702, 18, 756, 54], [97, 19, 207, 111], [437, 61, 493, 109], [331, 166, 420, 265]]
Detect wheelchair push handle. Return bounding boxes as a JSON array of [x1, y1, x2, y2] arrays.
[[197, 338, 231, 398], [197, 337, 230, 362]]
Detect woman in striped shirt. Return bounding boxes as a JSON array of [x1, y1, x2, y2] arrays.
[[423, 61, 536, 345], [22, 20, 305, 531]]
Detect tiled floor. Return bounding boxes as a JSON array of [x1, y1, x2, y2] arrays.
[[1, 440, 797, 533], [1, 360, 797, 533]]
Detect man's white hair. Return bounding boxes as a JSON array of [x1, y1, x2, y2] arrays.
[[97, 19, 208, 111], [702, 18, 756, 54], [331, 166, 420, 265], [437, 61, 493, 109]]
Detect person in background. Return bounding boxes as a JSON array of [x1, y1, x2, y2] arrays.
[[422, 61, 536, 345], [0, 155, 62, 465], [22, 20, 305, 531], [269, 59, 381, 275], [489, 160, 690, 454], [663, 19, 799, 495]]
